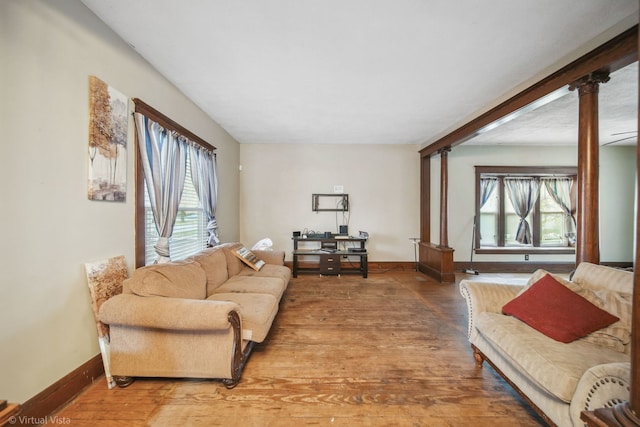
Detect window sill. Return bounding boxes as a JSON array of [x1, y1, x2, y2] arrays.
[[476, 247, 575, 255]]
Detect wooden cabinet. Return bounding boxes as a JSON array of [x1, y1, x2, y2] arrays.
[[319, 254, 341, 275]]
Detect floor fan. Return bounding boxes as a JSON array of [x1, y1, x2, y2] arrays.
[[463, 216, 479, 275]]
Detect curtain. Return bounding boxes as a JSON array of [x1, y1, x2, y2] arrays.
[[134, 112, 188, 263], [189, 143, 220, 246], [479, 177, 498, 208], [504, 178, 540, 244], [542, 177, 576, 236]]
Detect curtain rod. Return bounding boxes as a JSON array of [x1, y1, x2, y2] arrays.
[[133, 98, 215, 152]]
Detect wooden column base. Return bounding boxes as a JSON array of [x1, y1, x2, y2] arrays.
[[418, 242, 455, 283], [582, 402, 640, 427]]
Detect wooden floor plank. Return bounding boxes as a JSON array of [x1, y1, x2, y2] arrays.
[[44, 271, 544, 426]]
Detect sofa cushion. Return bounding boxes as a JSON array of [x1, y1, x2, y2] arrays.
[[523, 269, 602, 305], [215, 276, 287, 300], [503, 273, 619, 343], [206, 292, 279, 342], [236, 264, 291, 287], [191, 247, 229, 296], [218, 242, 246, 277], [571, 262, 634, 294], [580, 290, 633, 352], [127, 260, 207, 300], [476, 312, 628, 402], [251, 249, 285, 266]]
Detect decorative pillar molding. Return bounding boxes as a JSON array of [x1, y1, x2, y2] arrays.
[[568, 71, 609, 266], [439, 147, 451, 248], [417, 149, 454, 283], [420, 154, 431, 243]]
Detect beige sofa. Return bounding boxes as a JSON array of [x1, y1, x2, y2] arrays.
[[460, 262, 632, 427], [99, 242, 291, 388]]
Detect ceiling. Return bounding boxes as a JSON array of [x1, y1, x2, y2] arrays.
[[465, 61, 638, 146], [80, 0, 639, 148]]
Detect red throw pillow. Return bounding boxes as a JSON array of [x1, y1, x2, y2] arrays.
[[502, 273, 619, 343]]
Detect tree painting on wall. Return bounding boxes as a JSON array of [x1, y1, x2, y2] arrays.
[[88, 76, 128, 201]]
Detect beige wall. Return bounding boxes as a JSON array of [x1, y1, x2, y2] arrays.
[[429, 145, 636, 264], [239, 143, 421, 261], [0, 0, 240, 403]]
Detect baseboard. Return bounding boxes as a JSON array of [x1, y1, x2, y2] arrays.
[[16, 354, 104, 424], [455, 261, 575, 274], [367, 261, 416, 272], [285, 260, 416, 272], [285, 260, 632, 275], [454, 261, 633, 274]]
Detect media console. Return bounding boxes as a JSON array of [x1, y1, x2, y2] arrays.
[[292, 236, 368, 278]]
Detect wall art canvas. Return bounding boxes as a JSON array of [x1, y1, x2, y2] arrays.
[[88, 76, 128, 201], [84, 255, 128, 389]]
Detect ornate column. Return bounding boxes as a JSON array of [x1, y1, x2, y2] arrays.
[[580, 29, 639, 427], [439, 147, 451, 248], [569, 71, 609, 266]]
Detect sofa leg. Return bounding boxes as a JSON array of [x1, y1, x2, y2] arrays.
[[224, 311, 256, 389], [222, 378, 239, 389], [113, 376, 134, 388], [222, 340, 256, 389], [472, 345, 484, 368]]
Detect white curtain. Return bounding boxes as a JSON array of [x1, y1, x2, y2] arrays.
[[134, 112, 188, 263], [504, 178, 540, 245], [542, 177, 576, 236], [189, 143, 219, 246], [479, 177, 498, 208]]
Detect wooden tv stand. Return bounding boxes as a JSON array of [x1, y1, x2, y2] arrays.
[[292, 236, 368, 278]]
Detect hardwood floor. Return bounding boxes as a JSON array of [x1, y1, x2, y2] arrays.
[[46, 269, 544, 426]]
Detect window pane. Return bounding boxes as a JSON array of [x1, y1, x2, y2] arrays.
[[479, 189, 498, 246], [539, 185, 566, 246], [504, 191, 532, 246], [541, 213, 565, 245]]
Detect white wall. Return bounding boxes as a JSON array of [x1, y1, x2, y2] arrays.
[[430, 145, 635, 264], [0, 0, 240, 403], [239, 144, 420, 261], [600, 145, 637, 261]]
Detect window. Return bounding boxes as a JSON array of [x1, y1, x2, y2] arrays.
[[476, 166, 577, 253], [143, 156, 208, 265], [134, 99, 217, 268]]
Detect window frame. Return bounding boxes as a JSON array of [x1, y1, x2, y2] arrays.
[[133, 98, 216, 268], [474, 166, 577, 255]]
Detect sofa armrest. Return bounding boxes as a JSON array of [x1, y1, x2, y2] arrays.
[[570, 362, 631, 426], [459, 280, 522, 340], [252, 249, 285, 266], [99, 294, 240, 331]]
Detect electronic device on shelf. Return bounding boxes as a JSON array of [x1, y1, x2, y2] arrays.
[[348, 248, 367, 253]]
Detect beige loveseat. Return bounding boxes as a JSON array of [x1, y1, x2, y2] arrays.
[[460, 262, 632, 427], [99, 242, 291, 388]]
